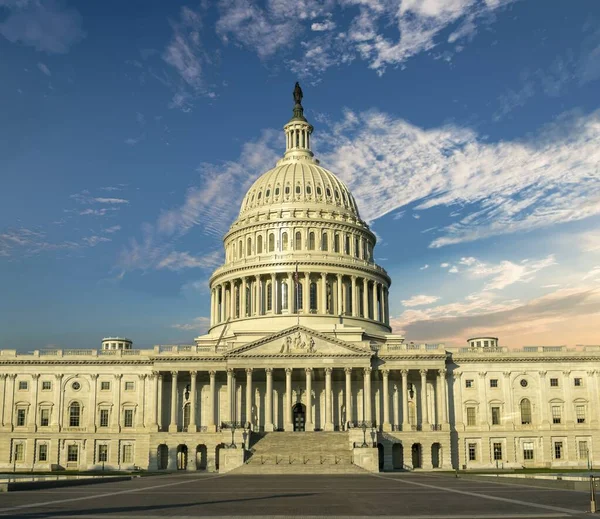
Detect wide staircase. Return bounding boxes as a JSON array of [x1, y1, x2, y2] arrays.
[[235, 431, 364, 474]]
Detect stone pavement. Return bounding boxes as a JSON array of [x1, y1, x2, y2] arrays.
[[0, 472, 593, 518]]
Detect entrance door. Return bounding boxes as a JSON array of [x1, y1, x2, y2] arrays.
[[293, 403, 306, 431]]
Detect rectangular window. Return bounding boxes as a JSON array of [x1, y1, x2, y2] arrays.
[[552, 405, 562, 424], [493, 442, 503, 461], [124, 409, 134, 428], [99, 409, 109, 427], [16, 408, 26, 426], [42, 381, 52, 390], [574, 378, 582, 387], [67, 445, 78, 462], [465, 379, 474, 388], [468, 443, 477, 461], [98, 444, 108, 462], [18, 381, 28, 390], [14, 443, 24, 462], [40, 408, 50, 427], [576, 405, 586, 424], [554, 441, 563, 459], [491, 406, 501, 425], [490, 379, 498, 388], [550, 378, 559, 387], [466, 407, 476, 426], [523, 442, 534, 460], [38, 443, 48, 462], [125, 381, 134, 391], [101, 381, 110, 391], [579, 441, 589, 460], [122, 444, 133, 464]]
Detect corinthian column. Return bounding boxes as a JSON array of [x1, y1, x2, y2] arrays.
[[245, 368, 253, 429], [382, 370, 391, 431], [401, 369, 409, 430], [351, 276, 357, 317], [285, 368, 293, 431], [208, 370, 216, 432], [305, 368, 314, 431], [364, 367, 372, 424], [169, 371, 178, 432], [345, 368, 352, 427], [189, 371, 197, 432], [324, 368, 333, 431], [420, 369, 429, 427], [321, 273, 327, 314], [265, 368, 273, 431], [362, 279, 369, 318]]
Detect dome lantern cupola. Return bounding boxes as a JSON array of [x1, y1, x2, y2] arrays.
[[282, 82, 315, 163]]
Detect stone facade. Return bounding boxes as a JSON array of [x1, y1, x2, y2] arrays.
[[1, 87, 599, 473]]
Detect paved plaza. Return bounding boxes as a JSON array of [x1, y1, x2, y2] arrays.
[[0, 473, 594, 518]]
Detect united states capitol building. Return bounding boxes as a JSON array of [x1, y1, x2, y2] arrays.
[[2, 85, 599, 474]]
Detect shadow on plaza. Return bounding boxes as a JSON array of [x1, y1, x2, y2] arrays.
[[3, 492, 317, 519]]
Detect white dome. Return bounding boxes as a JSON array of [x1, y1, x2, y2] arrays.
[[240, 161, 360, 218]]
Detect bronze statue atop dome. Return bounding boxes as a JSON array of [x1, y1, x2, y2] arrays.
[[293, 82, 303, 106]]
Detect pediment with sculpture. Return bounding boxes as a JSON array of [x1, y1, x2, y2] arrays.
[[225, 325, 372, 358]]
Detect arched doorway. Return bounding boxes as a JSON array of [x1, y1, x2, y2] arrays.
[[196, 445, 207, 470], [215, 444, 224, 471], [377, 443, 384, 471], [411, 443, 422, 469], [392, 443, 404, 470], [157, 444, 168, 470], [293, 403, 306, 431], [432, 443, 441, 468], [177, 445, 188, 470]]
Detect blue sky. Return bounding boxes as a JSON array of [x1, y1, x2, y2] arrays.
[[1, 0, 600, 351]]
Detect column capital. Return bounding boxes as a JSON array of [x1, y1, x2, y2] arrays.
[[351, 274, 357, 280], [138, 373, 147, 380], [90, 373, 99, 380], [209, 370, 217, 376], [265, 367, 273, 374], [364, 367, 372, 375], [419, 368, 428, 376], [538, 370, 547, 378], [227, 368, 234, 374], [270, 272, 276, 279], [189, 370, 197, 377], [321, 272, 327, 278], [54, 373, 63, 381], [502, 371, 511, 378], [285, 368, 293, 375], [400, 368, 409, 376], [114, 374, 123, 380], [562, 370, 571, 376], [305, 367, 313, 374], [0, 374, 6, 380], [344, 367, 352, 375], [478, 371, 486, 378], [31, 373, 40, 380], [170, 370, 178, 377], [324, 367, 333, 375], [438, 368, 447, 377], [245, 368, 253, 375], [587, 369, 597, 377], [453, 371, 463, 380], [255, 274, 260, 281], [381, 369, 389, 376]]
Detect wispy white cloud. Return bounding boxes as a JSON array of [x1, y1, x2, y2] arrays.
[[37, 61, 51, 76], [171, 316, 210, 332], [71, 191, 129, 205], [157, 250, 222, 271], [419, 264, 429, 270], [401, 294, 440, 307], [0, 0, 85, 54], [320, 108, 600, 248]]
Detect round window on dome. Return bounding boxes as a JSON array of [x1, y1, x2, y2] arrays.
[[316, 186, 322, 195]]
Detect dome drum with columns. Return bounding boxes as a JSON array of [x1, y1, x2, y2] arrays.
[[209, 87, 391, 337]]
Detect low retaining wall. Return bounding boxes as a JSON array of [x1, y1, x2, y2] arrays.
[[0, 475, 134, 492]]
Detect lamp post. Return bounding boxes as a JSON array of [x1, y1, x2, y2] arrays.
[[361, 421, 368, 447], [230, 422, 236, 448]]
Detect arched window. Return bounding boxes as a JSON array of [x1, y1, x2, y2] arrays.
[[296, 282, 303, 311], [281, 282, 288, 310], [238, 239, 243, 258], [308, 232, 315, 250], [345, 235, 350, 255], [334, 234, 340, 253], [69, 402, 81, 427], [275, 186, 280, 196], [282, 232, 288, 251], [316, 185, 322, 196], [322, 232, 328, 251], [247, 237, 252, 256], [285, 185, 290, 195], [183, 403, 190, 429], [306, 185, 312, 195], [354, 237, 360, 258], [266, 282, 272, 311], [295, 184, 301, 195], [245, 286, 251, 316], [235, 286, 240, 318], [268, 234, 275, 252], [257, 235, 263, 254], [310, 282, 317, 311], [362, 238, 367, 259], [232, 242, 236, 260], [520, 398, 532, 425], [295, 231, 302, 250]]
